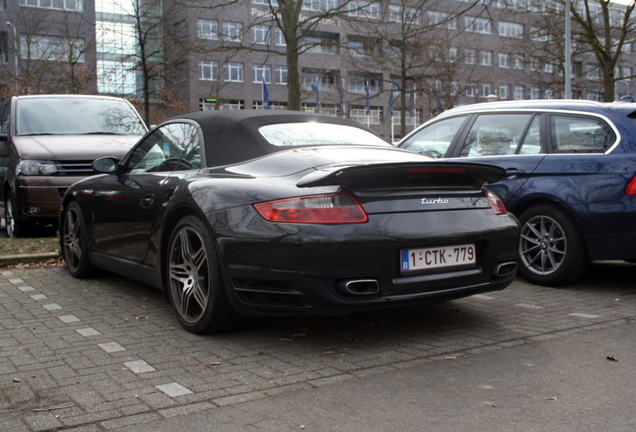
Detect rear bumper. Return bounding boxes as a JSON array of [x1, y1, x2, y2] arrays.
[[209, 208, 519, 316]]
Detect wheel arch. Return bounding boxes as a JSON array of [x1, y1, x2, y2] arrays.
[[158, 205, 216, 302]]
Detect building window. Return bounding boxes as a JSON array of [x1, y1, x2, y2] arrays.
[[0, 0, 6, 10], [223, 62, 243, 82], [303, 68, 339, 91], [97, 21, 135, 55], [347, 73, 381, 94], [513, 54, 524, 70], [197, 19, 218, 40], [22, 35, 85, 62], [450, 81, 458, 96], [348, 36, 378, 57], [0, 32, 7, 63], [499, 21, 523, 38], [428, 11, 456, 29], [529, 57, 540, 71], [482, 82, 493, 96], [465, 48, 476, 65], [19, 0, 83, 11], [498, 52, 510, 68], [222, 22, 243, 42], [274, 29, 286, 46], [252, 0, 278, 5], [480, 50, 492, 66], [347, 1, 381, 20], [513, 85, 525, 100], [97, 60, 136, 94], [530, 27, 549, 42], [198, 60, 218, 81], [544, 89, 554, 99], [499, 83, 510, 100], [252, 25, 269, 44], [466, 83, 478, 97], [305, 31, 339, 54], [302, 0, 337, 12], [544, 62, 554, 73], [464, 16, 492, 34], [447, 47, 458, 62], [252, 64, 271, 83], [388, 5, 420, 24], [275, 66, 287, 84]]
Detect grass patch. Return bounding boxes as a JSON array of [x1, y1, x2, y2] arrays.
[[0, 235, 59, 256]]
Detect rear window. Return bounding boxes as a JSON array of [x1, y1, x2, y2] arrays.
[[550, 115, 616, 153], [16, 97, 147, 136], [259, 122, 390, 147]]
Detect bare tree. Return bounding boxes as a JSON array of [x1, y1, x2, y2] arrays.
[[342, 0, 480, 135], [1, 6, 96, 96], [501, 0, 636, 101]]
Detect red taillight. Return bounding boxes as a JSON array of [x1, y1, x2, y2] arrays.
[[254, 193, 368, 223], [483, 189, 507, 215], [626, 175, 636, 195]]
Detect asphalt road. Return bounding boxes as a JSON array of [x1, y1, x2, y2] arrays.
[[1, 261, 635, 431]]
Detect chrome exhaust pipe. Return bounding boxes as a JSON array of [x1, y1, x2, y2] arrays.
[[342, 279, 380, 295], [494, 261, 517, 277]]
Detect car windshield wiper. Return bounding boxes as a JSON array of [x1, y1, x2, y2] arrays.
[[79, 131, 124, 135], [19, 132, 58, 136]]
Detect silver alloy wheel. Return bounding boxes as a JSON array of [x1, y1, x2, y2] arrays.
[[519, 214, 567, 276], [5, 198, 15, 238], [63, 206, 83, 273], [168, 226, 210, 325]]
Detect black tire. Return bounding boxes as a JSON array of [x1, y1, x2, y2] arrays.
[[61, 201, 99, 278], [517, 204, 588, 286], [5, 191, 34, 238], [166, 215, 251, 334]]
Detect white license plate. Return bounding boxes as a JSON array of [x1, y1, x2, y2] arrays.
[[400, 244, 476, 272]]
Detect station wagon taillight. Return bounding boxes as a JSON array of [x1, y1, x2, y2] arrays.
[[626, 175, 636, 195]]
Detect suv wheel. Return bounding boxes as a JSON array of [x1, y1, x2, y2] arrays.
[[5, 192, 33, 238], [517, 204, 588, 286]]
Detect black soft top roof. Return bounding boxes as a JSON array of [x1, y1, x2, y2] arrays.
[[171, 110, 382, 167]]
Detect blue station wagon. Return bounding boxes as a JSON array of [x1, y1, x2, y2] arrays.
[[399, 100, 636, 286]]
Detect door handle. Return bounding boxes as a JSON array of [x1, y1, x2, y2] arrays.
[[505, 168, 525, 177], [140, 194, 155, 209]]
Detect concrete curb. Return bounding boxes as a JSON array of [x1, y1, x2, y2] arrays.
[[0, 252, 60, 265]]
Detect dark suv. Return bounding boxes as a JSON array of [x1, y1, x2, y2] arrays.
[[399, 100, 636, 286], [0, 95, 147, 237]]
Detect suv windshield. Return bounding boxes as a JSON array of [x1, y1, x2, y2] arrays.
[[16, 97, 147, 136]]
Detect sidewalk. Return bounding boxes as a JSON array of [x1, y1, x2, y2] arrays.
[[112, 321, 636, 432]]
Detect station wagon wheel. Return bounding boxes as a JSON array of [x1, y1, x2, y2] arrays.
[[517, 204, 588, 286], [61, 201, 98, 278], [166, 215, 250, 333]]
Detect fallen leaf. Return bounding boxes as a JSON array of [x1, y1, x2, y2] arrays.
[[300, 426, 305, 430], [544, 397, 558, 401], [209, 362, 221, 365], [607, 355, 618, 361]]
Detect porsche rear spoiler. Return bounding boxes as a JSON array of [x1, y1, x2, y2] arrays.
[[297, 162, 505, 190]]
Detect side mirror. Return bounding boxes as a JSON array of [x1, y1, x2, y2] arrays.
[[92, 157, 119, 174]]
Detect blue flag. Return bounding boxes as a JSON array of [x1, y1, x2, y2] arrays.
[[262, 81, 270, 109], [311, 79, 320, 108], [365, 81, 370, 115], [388, 89, 394, 117]]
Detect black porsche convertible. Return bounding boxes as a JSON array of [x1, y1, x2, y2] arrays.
[[60, 110, 519, 334]]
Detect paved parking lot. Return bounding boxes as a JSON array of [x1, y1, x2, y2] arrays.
[[1, 261, 635, 431]]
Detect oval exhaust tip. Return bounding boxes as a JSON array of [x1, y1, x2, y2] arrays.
[[495, 262, 517, 277], [345, 279, 380, 295]]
